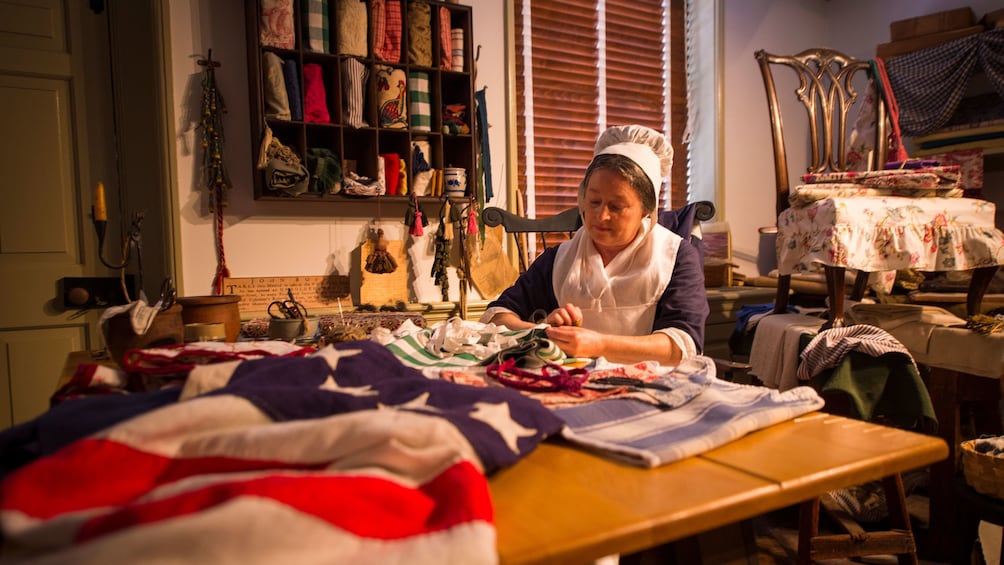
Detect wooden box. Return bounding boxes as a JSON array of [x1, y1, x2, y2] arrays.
[[889, 7, 975, 40]]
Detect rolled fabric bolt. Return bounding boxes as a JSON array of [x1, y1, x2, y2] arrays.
[[450, 28, 464, 71]]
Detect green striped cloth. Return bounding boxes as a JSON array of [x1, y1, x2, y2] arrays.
[[384, 327, 564, 369], [302, 0, 329, 53]]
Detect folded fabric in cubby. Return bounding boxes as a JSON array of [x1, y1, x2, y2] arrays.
[[409, 71, 431, 131], [302, 0, 329, 53], [262, 52, 290, 120], [260, 0, 294, 49], [282, 58, 302, 121], [302, 63, 329, 123]]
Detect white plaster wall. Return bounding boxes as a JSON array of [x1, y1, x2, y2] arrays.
[[168, 0, 508, 303]]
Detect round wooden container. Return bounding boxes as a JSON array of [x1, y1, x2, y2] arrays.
[[176, 295, 242, 343], [105, 304, 184, 366]]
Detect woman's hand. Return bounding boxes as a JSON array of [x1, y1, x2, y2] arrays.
[[545, 303, 583, 327], [544, 325, 604, 359]]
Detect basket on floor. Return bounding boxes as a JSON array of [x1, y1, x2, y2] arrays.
[[960, 438, 1004, 501]]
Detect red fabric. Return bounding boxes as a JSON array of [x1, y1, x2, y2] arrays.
[[381, 153, 400, 195], [302, 63, 330, 123], [439, 6, 452, 70], [873, 57, 909, 163]]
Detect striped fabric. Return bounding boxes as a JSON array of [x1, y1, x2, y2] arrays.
[[373, 0, 402, 63], [439, 6, 452, 70], [450, 28, 464, 71], [0, 341, 564, 563], [555, 356, 825, 468], [409, 71, 431, 131], [796, 324, 915, 381], [341, 58, 368, 128], [384, 323, 543, 370], [302, 0, 329, 53]]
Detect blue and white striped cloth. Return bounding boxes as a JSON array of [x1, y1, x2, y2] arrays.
[[554, 356, 824, 468]]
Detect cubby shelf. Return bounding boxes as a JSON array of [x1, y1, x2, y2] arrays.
[[245, 0, 477, 202]]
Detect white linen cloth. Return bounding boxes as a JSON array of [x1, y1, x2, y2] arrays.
[[748, 313, 826, 391]]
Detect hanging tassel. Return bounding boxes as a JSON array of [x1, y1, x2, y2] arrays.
[[466, 204, 478, 234], [411, 207, 424, 236]]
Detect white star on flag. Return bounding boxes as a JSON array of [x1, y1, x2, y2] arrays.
[[469, 401, 538, 454]]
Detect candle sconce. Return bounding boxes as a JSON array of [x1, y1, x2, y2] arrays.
[[91, 182, 148, 297]]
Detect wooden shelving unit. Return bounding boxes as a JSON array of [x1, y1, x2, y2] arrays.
[[244, 0, 477, 202]]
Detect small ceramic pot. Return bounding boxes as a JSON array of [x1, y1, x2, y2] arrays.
[[268, 318, 305, 341]]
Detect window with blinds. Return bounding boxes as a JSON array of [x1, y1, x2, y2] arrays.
[[514, 0, 688, 226]]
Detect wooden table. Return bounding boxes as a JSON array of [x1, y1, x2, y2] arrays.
[[490, 411, 947, 565]]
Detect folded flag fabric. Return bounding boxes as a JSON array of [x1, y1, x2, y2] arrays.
[[0, 341, 564, 564], [554, 356, 825, 468]]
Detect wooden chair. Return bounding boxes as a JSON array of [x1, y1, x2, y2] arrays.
[[755, 47, 1000, 330]]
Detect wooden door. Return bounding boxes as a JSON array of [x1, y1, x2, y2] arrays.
[[0, 0, 172, 427]]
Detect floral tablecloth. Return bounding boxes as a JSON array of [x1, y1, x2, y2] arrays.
[[777, 196, 1004, 274]]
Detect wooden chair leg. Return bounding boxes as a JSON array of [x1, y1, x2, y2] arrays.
[[967, 265, 998, 317], [850, 270, 869, 301], [774, 275, 791, 314], [823, 266, 846, 329]]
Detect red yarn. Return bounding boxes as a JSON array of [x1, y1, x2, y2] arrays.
[[211, 192, 230, 295]]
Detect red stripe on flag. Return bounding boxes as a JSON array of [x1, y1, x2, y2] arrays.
[[76, 460, 491, 542], [0, 438, 323, 518]]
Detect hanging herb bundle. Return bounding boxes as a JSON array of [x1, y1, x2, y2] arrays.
[[199, 50, 230, 210], [198, 50, 232, 294], [430, 201, 453, 301]]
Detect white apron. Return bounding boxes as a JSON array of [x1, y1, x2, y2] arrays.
[[552, 221, 682, 336]]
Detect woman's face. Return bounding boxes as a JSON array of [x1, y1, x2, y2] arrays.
[[581, 168, 647, 258]]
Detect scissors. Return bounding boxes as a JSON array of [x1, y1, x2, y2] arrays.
[[158, 277, 177, 310], [268, 288, 307, 319]]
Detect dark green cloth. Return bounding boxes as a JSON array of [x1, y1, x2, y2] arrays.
[[810, 350, 937, 433]]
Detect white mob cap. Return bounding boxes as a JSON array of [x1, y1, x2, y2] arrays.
[[593, 125, 674, 200]]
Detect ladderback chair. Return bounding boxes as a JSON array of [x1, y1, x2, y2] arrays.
[[756, 48, 1002, 329]]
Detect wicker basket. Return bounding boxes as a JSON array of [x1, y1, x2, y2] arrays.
[[960, 439, 1004, 501]]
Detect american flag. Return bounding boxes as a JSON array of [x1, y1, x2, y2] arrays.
[[0, 341, 564, 564]]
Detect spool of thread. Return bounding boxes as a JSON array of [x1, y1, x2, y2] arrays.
[[450, 28, 464, 71]]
